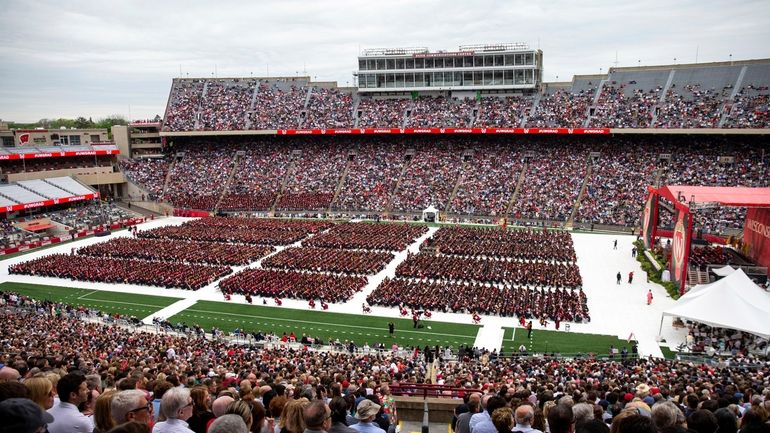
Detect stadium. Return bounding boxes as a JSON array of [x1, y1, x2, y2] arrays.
[[1, 35, 770, 433]]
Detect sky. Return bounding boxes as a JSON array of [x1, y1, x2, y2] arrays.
[[1, 0, 769, 123]]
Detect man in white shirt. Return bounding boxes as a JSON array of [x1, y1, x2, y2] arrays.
[[47, 372, 93, 433]]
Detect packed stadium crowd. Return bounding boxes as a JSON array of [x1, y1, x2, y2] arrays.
[[394, 253, 583, 288], [198, 79, 255, 131], [219, 268, 368, 302], [277, 145, 348, 211], [303, 88, 354, 129], [474, 96, 533, 127], [425, 227, 578, 263], [138, 217, 331, 246], [249, 82, 308, 130], [509, 145, 588, 222], [2, 292, 770, 433], [157, 61, 770, 133], [448, 143, 522, 216], [262, 247, 393, 276], [76, 237, 274, 267], [8, 254, 232, 290], [575, 142, 659, 227], [219, 143, 294, 211], [388, 141, 464, 213], [120, 158, 170, 200], [405, 96, 475, 128], [369, 279, 589, 320], [357, 98, 411, 128], [161, 144, 235, 210], [119, 135, 769, 233], [304, 223, 427, 252]]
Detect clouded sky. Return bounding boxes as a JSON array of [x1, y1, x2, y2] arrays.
[[1, 0, 768, 122]]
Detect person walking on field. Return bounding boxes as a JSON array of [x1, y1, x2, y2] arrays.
[[616, 272, 622, 285], [647, 289, 653, 305], [628, 271, 634, 284], [526, 321, 533, 339]]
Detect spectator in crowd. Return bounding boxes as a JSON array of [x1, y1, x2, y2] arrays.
[[329, 396, 356, 433], [0, 398, 54, 433], [187, 385, 215, 433], [110, 390, 152, 428], [47, 372, 93, 433], [548, 404, 577, 433], [94, 390, 119, 433], [492, 407, 515, 433], [515, 404, 544, 433], [302, 400, 332, 433], [153, 387, 195, 433], [209, 414, 250, 433], [352, 400, 386, 433], [23, 376, 55, 410], [473, 396, 510, 433]]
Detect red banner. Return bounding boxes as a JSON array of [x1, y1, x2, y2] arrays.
[[0, 193, 100, 214], [0, 149, 120, 161], [276, 127, 610, 136], [744, 208, 770, 270], [641, 193, 657, 249], [670, 210, 692, 294]]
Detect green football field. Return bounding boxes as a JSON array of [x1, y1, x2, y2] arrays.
[[1, 281, 654, 355], [0, 282, 180, 318], [501, 326, 633, 357], [169, 300, 480, 348]]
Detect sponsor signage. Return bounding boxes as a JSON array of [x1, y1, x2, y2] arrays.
[[276, 128, 610, 135], [413, 51, 475, 58], [0, 193, 99, 214], [0, 149, 118, 161], [744, 208, 770, 269]]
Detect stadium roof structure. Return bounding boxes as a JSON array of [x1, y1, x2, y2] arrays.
[[661, 269, 770, 339], [655, 185, 770, 212]]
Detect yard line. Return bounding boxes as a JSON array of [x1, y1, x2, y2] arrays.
[[77, 298, 171, 309], [77, 290, 98, 299], [182, 308, 474, 340]]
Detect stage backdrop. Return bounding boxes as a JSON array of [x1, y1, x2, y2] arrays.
[[744, 208, 770, 270]]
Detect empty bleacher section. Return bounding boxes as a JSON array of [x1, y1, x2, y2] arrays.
[[723, 63, 770, 128], [43, 176, 94, 196], [0, 184, 47, 203], [16, 179, 72, 199]]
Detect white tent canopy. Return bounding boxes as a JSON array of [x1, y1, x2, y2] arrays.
[[422, 206, 439, 222], [712, 265, 736, 277], [662, 269, 770, 339]]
